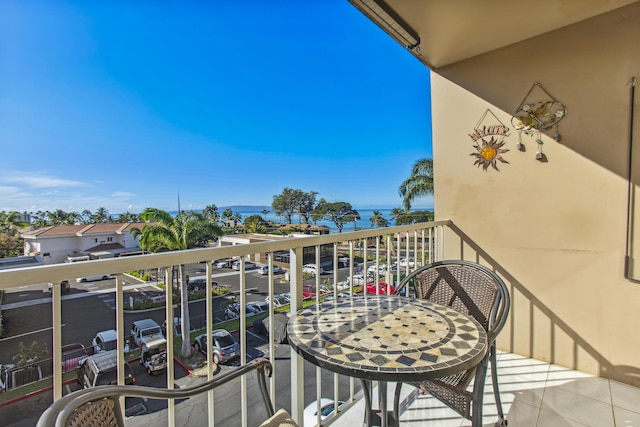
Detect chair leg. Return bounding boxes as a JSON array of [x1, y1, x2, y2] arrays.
[[471, 356, 489, 427], [393, 382, 403, 424], [489, 345, 508, 426]]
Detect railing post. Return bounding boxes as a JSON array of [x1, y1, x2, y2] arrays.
[[165, 267, 176, 427], [115, 273, 126, 421], [51, 281, 62, 401], [289, 246, 304, 424], [205, 261, 215, 425]]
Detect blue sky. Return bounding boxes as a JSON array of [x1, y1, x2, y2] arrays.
[[0, 1, 432, 215]]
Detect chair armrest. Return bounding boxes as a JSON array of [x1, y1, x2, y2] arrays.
[[37, 357, 274, 427]]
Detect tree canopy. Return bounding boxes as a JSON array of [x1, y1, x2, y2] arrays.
[[272, 188, 317, 224], [311, 200, 360, 233], [399, 158, 434, 211]]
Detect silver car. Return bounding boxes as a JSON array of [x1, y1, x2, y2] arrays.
[[193, 329, 240, 364]]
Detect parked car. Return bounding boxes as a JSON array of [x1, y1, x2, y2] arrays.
[[247, 300, 269, 313], [77, 350, 135, 388], [398, 258, 420, 268], [91, 329, 118, 353], [130, 319, 164, 348], [76, 274, 112, 283], [265, 295, 290, 308], [302, 285, 317, 299], [324, 291, 353, 302], [61, 343, 88, 373], [347, 274, 366, 286], [47, 280, 71, 294], [367, 264, 388, 275], [302, 264, 321, 275], [187, 277, 217, 293], [140, 338, 167, 375], [161, 317, 194, 337], [258, 265, 284, 275], [193, 329, 240, 364], [232, 261, 257, 270], [0, 364, 15, 392], [303, 399, 345, 427], [364, 282, 397, 295], [280, 292, 291, 303], [215, 259, 233, 268], [224, 303, 261, 320]]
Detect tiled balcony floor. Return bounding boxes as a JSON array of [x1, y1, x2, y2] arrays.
[[331, 352, 640, 427]]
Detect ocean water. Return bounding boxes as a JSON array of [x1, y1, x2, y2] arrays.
[[236, 208, 396, 233]]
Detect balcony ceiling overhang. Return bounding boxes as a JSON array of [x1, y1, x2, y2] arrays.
[[349, 0, 638, 69]]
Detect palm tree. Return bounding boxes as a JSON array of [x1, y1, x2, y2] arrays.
[[202, 204, 219, 223], [390, 208, 404, 225], [92, 207, 112, 223], [117, 211, 140, 223], [81, 209, 93, 224], [220, 208, 233, 227], [130, 208, 222, 357], [398, 158, 434, 211], [243, 215, 266, 233], [370, 210, 389, 228]]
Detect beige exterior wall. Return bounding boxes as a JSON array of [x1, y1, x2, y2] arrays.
[[430, 3, 640, 385]]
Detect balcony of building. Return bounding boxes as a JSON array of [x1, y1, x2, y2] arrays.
[[1, 219, 639, 426], [1, 1, 639, 425]]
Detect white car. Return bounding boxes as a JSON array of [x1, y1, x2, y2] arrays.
[[92, 329, 118, 353], [265, 295, 289, 308], [324, 292, 352, 302], [232, 261, 257, 270], [258, 265, 284, 275], [367, 264, 388, 275], [398, 258, 420, 268], [302, 264, 319, 275], [347, 274, 366, 286], [303, 399, 345, 427], [76, 274, 112, 283]]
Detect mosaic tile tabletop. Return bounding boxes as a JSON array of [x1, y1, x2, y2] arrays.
[[287, 296, 487, 382]]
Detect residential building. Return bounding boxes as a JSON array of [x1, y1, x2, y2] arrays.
[[21, 223, 145, 265]]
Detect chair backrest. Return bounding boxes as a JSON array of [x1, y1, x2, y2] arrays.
[[37, 358, 274, 427], [394, 260, 510, 343]]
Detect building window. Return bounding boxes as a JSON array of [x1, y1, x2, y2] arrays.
[[43, 252, 50, 257], [107, 237, 113, 242], [93, 238, 98, 243]]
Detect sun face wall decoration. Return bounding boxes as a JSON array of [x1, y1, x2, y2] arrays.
[[469, 109, 510, 172]]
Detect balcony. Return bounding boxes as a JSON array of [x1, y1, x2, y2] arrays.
[[2, 221, 639, 426]]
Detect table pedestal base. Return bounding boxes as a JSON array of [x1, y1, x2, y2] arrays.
[[361, 380, 399, 427]]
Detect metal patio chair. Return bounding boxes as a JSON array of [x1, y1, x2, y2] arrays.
[[392, 260, 510, 427], [36, 357, 298, 427]]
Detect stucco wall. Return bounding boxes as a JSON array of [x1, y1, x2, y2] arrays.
[[430, 3, 640, 385]]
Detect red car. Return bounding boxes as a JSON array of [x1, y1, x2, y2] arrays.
[[364, 282, 397, 295], [302, 285, 317, 299]]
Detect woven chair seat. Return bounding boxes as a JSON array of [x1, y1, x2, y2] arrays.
[[66, 398, 119, 427]]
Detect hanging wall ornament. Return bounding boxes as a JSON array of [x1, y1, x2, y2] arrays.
[[469, 109, 510, 172], [511, 82, 567, 145]]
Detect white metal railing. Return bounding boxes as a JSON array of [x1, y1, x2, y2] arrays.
[[0, 220, 450, 426]]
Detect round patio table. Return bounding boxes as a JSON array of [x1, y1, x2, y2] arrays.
[[287, 295, 487, 427]]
